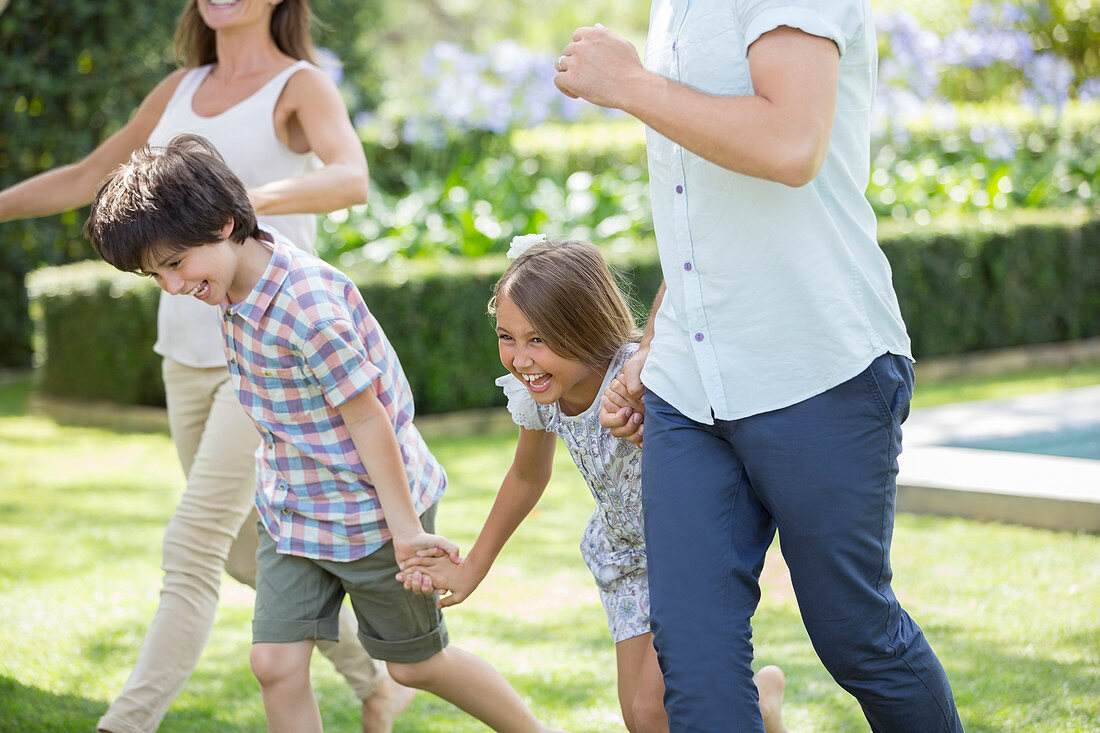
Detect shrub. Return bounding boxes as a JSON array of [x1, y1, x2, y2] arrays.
[[883, 212, 1100, 357], [869, 102, 1100, 223], [0, 1, 173, 369], [325, 122, 653, 264], [28, 262, 162, 404], [323, 102, 1100, 264], [30, 212, 1100, 412]]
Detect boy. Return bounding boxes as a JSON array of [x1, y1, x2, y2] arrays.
[[85, 134, 562, 733]]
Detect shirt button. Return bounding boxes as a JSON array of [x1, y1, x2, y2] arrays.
[[282, 508, 292, 515], [675, 185, 684, 194], [683, 262, 692, 271], [694, 332, 704, 342], [672, 41, 677, 51], [230, 357, 237, 364]]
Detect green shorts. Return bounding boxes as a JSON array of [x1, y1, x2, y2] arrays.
[[252, 504, 448, 664]]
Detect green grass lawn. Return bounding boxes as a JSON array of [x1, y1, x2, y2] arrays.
[[910, 360, 1100, 409], [1, 364, 1098, 732]]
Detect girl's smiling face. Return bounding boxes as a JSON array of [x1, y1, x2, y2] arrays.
[[495, 295, 606, 416]]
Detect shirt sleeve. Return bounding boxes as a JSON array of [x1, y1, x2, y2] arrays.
[[740, 0, 865, 57], [495, 374, 548, 431], [301, 318, 382, 408]]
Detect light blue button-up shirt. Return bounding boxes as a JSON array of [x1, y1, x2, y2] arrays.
[[640, 0, 912, 423]]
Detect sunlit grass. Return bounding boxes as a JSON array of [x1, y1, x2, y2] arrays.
[[912, 360, 1100, 408], [1, 366, 1098, 732]]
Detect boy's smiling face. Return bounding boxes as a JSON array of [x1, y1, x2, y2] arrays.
[[142, 222, 250, 305]]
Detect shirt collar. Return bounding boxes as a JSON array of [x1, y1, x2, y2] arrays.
[[223, 229, 289, 330]]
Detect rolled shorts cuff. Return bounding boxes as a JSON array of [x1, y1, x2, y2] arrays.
[[360, 621, 449, 664], [253, 614, 340, 644]]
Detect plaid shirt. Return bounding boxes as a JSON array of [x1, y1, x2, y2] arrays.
[[222, 231, 446, 561]]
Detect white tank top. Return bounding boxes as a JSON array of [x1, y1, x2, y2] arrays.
[[147, 60, 321, 368]]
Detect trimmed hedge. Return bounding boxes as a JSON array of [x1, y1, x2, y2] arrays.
[[885, 214, 1100, 358], [29, 212, 1100, 414], [29, 262, 162, 404]]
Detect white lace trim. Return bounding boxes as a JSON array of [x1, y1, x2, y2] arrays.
[[495, 374, 547, 431]]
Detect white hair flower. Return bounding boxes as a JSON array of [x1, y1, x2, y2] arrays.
[[506, 233, 548, 259]]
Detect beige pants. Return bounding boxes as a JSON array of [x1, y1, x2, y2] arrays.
[[98, 359, 380, 733]]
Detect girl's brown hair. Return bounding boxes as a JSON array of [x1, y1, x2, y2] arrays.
[[490, 239, 640, 370], [174, 0, 317, 67]]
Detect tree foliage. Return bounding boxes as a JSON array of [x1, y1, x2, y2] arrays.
[[0, 0, 385, 269], [0, 0, 385, 366]]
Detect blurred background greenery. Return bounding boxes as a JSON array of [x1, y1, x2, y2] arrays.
[[4, 0, 1097, 266], [3, 0, 1099, 374]]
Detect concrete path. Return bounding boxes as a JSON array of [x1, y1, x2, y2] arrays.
[[898, 386, 1100, 532]]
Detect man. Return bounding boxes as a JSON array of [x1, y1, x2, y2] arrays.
[[554, 2, 964, 731]]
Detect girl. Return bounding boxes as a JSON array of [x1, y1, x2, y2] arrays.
[[398, 237, 788, 733]]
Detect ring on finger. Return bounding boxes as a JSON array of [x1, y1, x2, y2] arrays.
[[556, 55, 567, 72]]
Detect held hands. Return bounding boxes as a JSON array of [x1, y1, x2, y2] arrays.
[[554, 25, 646, 110], [395, 552, 480, 609], [600, 347, 647, 445], [391, 532, 461, 573]]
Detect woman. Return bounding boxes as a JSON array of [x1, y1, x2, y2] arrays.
[[0, 2, 411, 731]]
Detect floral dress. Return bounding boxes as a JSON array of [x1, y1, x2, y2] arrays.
[[496, 343, 649, 642]]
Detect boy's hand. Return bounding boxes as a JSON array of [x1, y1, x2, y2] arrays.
[[396, 555, 479, 609]]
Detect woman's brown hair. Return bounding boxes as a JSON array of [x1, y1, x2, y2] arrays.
[[491, 239, 640, 371], [173, 0, 317, 67]]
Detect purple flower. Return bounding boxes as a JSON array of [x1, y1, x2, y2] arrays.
[[1021, 53, 1074, 109], [1078, 77, 1100, 101], [392, 39, 620, 141], [877, 11, 941, 102]]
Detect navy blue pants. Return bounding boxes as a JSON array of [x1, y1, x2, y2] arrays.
[[642, 353, 963, 732]]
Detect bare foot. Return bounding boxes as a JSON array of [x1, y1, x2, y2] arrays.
[[361, 676, 416, 733], [754, 664, 788, 733]]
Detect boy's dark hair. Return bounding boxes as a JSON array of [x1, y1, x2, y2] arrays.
[[84, 134, 258, 274]]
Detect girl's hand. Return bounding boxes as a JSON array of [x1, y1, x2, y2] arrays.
[[600, 401, 644, 446], [393, 543, 458, 596], [396, 555, 479, 608], [392, 532, 460, 572], [600, 348, 647, 445]]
